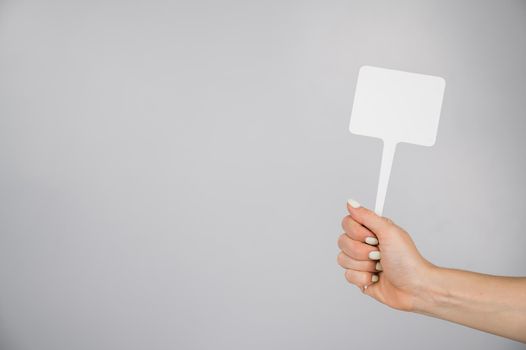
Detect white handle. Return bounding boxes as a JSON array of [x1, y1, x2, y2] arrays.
[[375, 140, 397, 216]]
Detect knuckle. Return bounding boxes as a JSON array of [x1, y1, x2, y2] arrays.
[[344, 269, 353, 283], [337, 252, 346, 266], [345, 239, 358, 256], [337, 234, 348, 249], [341, 215, 351, 231]]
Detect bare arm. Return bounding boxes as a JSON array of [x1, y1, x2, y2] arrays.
[[337, 199, 526, 343], [414, 267, 526, 342]]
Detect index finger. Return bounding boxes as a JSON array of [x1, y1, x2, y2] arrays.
[[341, 215, 378, 245]]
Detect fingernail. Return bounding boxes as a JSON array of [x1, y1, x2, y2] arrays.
[[371, 274, 379, 283], [347, 198, 361, 208], [365, 237, 378, 245], [375, 262, 383, 271], [368, 251, 381, 260]]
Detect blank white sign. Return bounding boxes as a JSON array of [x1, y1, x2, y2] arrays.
[[350, 65, 445, 146], [349, 66, 446, 214]]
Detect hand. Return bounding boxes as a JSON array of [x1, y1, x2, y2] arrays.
[[337, 199, 526, 342], [337, 199, 435, 311]]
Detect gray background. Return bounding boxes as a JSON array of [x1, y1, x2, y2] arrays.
[[1, 0, 525, 349]]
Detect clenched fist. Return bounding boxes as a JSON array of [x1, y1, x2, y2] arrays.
[[337, 199, 434, 311]]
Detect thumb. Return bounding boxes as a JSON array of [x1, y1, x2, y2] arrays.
[[346, 198, 394, 240]]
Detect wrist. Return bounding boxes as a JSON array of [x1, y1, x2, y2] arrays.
[[409, 263, 448, 314]]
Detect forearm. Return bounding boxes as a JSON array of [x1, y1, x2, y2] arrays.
[[413, 266, 526, 343]]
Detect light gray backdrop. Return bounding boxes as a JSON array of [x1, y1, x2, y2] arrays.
[[1, 0, 525, 349]]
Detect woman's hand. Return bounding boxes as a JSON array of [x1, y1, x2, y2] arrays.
[[337, 198, 435, 311], [337, 198, 526, 343]]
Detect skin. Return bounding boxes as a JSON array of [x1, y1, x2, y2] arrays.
[[337, 201, 526, 343]]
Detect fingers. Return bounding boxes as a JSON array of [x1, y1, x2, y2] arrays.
[[344, 269, 379, 289], [337, 252, 378, 272], [346, 198, 395, 239], [338, 234, 380, 261], [341, 215, 378, 245]]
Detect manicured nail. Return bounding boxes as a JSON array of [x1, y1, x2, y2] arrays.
[[375, 262, 383, 271], [371, 274, 379, 283], [347, 198, 361, 208], [365, 237, 378, 245], [368, 251, 381, 260]]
